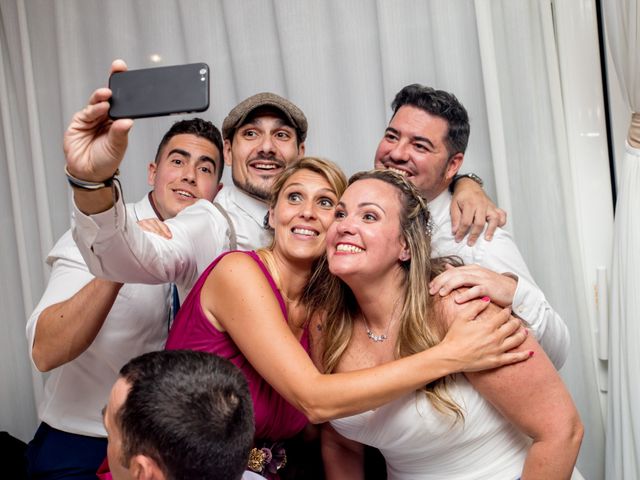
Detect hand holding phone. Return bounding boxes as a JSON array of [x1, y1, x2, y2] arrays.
[[109, 63, 210, 119]]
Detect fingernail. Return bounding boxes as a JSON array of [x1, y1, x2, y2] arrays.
[[529, 351, 535, 357], [481, 296, 490, 302]]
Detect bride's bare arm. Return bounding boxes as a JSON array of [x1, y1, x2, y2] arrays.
[[439, 295, 583, 480], [200, 252, 530, 423]]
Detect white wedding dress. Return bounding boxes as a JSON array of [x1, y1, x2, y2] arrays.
[[331, 374, 583, 479]]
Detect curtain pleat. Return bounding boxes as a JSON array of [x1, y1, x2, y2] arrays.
[[604, 0, 640, 478]]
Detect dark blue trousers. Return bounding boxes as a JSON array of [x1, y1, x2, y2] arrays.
[[26, 422, 107, 479]]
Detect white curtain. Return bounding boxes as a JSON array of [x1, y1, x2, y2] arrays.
[[0, 1, 605, 476], [604, 0, 640, 478]]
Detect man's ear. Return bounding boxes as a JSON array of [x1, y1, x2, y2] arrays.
[[267, 208, 275, 229], [445, 153, 464, 182], [130, 454, 165, 480], [297, 141, 306, 158], [223, 139, 233, 167], [147, 163, 157, 188]]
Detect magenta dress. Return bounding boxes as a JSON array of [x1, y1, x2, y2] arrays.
[[165, 250, 309, 442]]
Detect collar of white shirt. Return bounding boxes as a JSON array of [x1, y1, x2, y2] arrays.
[[221, 184, 269, 227]]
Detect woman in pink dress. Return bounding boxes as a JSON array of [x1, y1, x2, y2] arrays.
[[164, 157, 530, 478]]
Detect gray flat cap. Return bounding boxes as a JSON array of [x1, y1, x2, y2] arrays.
[[222, 92, 308, 142]]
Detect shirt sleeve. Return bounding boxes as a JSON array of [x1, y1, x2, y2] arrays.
[[26, 231, 95, 367], [471, 229, 570, 369], [71, 186, 230, 294]]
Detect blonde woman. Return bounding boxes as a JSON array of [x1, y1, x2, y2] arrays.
[[308, 169, 583, 480], [164, 158, 530, 478]]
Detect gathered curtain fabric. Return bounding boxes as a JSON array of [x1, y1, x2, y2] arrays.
[[604, 1, 640, 478]]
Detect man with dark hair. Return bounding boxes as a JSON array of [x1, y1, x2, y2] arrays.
[[374, 84, 569, 368], [66, 63, 495, 303], [103, 350, 259, 480], [26, 117, 224, 479], [66, 61, 311, 300], [63, 63, 504, 478]]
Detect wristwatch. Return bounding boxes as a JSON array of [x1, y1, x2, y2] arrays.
[[449, 173, 483, 193]]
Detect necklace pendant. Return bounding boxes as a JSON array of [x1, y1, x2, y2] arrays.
[[367, 330, 387, 343]]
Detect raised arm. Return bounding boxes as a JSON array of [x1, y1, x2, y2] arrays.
[[65, 62, 228, 293], [441, 295, 583, 479], [450, 176, 506, 245], [64, 60, 131, 215], [71, 191, 228, 295], [201, 253, 530, 424]]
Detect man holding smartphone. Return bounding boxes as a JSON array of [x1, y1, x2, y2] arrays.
[[66, 61, 501, 302], [25, 118, 224, 479], [60, 60, 504, 479]]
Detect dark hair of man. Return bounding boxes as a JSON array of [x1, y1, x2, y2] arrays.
[[391, 84, 470, 157], [154, 118, 225, 181], [117, 350, 254, 480]]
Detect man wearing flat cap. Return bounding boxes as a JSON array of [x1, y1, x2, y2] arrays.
[[68, 64, 308, 300], [63, 60, 500, 479], [67, 61, 490, 302]]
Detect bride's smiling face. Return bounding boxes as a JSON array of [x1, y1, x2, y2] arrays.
[[326, 178, 409, 281]]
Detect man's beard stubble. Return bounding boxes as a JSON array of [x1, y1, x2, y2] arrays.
[[232, 153, 286, 201], [233, 175, 271, 201]]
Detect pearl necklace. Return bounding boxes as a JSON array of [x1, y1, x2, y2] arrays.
[[362, 313, 393, 343]]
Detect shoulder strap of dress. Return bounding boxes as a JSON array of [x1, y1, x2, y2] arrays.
[[213, 201, 237, 250]]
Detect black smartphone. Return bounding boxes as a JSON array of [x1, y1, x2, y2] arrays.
[[108, 63, 210, 119]]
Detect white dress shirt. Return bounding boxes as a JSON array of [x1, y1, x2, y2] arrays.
[[27, 194, 170, 437], [72, 184, 270, 300], [71, 184, 568, 368], [429, 190, 570, 368]]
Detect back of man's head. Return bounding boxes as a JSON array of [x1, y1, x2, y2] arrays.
[[391, 84, 470, 157], [154, 118, 225, 180], [115, 350, 254, 480]]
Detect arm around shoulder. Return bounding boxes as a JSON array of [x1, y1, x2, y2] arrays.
[[201, 258, 531, 423], [73, 193, 227, 289]]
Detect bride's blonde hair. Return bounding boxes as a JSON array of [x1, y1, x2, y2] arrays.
[[303, 169, 463, 420]]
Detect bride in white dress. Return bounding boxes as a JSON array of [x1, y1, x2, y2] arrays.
[[307, 169, 583, 480]]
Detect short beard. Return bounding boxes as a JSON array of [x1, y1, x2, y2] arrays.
[[232, 175, 271, 202]]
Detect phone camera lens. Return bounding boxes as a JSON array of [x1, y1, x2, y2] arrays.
[[199, 68, 207, 75]]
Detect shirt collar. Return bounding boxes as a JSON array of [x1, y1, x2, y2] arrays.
[[146, 191, 164, 220], [132, 193, 160, 221], [225, 184, 269, 226], [428, 189, 452, 226]]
